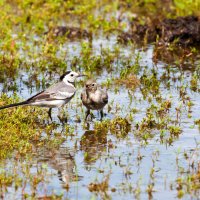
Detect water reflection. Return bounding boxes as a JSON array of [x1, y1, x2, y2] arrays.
[[34, 145, 81, 185], [80, 130, 107, 165]]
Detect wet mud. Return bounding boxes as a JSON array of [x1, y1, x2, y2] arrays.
[[118, 16, 200, 46]]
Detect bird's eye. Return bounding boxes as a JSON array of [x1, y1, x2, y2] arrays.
[[92, 84, 95, 86], [71, 74, 74, 77]]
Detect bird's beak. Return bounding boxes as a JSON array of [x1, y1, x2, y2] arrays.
[[78, 73, 87, 77]]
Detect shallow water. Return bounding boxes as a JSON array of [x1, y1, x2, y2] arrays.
[[0, 36, 200, 200]]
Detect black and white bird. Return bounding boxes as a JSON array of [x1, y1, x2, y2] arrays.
[[0, 71, 85, 121], [81, 79, 108, 120]]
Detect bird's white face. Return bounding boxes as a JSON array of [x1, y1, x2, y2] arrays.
[[62, 71, 80, 84]]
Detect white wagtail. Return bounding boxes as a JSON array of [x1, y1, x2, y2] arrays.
[[0, 71, 85, 121], [81, 79, 108, 120]]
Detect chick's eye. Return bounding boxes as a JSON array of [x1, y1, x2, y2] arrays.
[[92, 84, 95, 86], [71, 74, 74, 77]]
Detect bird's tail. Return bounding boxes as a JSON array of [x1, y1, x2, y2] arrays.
[[0, 101, 29, 110]]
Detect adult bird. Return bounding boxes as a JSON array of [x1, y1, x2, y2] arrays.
[[81, 79, 108, 120], [0, 71, 85, 121]]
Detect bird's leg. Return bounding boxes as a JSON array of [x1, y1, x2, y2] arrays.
[[57, 107, 63, 122], [58, 107, 67, 123], [85, 121, 91, 130], [100, 110, 104, 121], [57, 107, 62, 118], [85, 109, 90, 121], [48, 108, 53, 121]]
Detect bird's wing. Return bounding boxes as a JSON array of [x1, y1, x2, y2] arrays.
[[27, 82, 76, 102], [27, 91, 52, 102], [50, 90, 75, 100], [81, 92, 83, 100], [101, 90, 108, 104], [80, 90, 85, 100]]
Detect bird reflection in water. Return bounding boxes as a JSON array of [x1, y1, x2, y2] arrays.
[[35, 146, 82, 186], [80, 130, 108, 165]]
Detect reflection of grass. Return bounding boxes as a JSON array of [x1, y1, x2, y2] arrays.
[[88, 175, 110, 199], [176, 169, 200, 198], [175, 143, 200, 198]]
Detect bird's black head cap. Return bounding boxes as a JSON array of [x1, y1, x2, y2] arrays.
[[60, 71, 71, 81]]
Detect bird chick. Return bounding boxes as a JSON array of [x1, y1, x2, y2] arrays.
[[81, 79, 108, 120]]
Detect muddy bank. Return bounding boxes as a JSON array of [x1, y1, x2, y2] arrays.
[[118, 16, 200, 46]]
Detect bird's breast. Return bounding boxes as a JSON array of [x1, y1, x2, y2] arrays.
[[82, 92, 106, 110]]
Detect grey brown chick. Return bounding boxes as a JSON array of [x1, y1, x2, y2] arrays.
[[81, 79, 108, 120]]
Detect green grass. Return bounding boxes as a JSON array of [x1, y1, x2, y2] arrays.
[[0, 94, 54, 159]]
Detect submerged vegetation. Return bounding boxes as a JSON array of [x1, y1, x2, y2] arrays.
[[0, 0, 200, 199]]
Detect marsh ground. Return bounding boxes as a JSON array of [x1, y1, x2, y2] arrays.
[[0, 1, 200, 199]]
